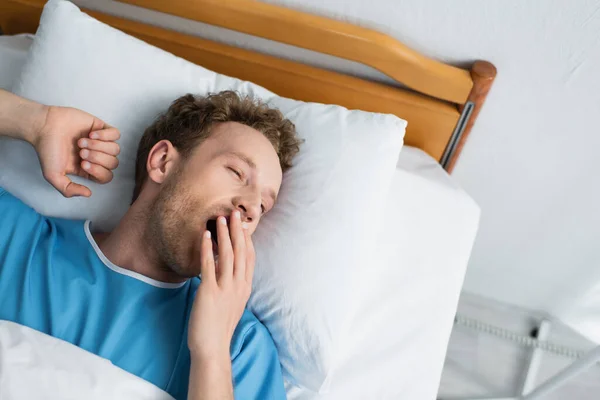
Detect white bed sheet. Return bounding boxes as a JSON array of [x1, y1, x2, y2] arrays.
[[0, 35, 479, 399], [0, 321, 173, 400]]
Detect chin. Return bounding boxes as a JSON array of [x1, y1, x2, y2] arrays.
[[175, 243, 203, 278]]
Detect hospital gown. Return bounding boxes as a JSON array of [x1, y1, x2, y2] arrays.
[[0, 187, 286, 400]]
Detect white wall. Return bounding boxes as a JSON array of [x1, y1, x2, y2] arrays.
[[76, 0, 600, 342]]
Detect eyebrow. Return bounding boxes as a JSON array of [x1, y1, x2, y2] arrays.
[[226, 151, 278, 203], [227, 151, 257, 170]]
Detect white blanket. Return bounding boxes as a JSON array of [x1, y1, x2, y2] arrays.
[[0, 321, 174, 400]]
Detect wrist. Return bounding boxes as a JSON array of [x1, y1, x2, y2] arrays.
[[0, 89, 49, 144], [190, 351, 232, 381], [20, 101, 49, 146], [189, 350, 233, 400], [190, 346, 230, 366]]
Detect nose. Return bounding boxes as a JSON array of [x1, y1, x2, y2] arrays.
[[234, 196, 261, 224]]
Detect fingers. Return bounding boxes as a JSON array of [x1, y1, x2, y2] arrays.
[[230, 210, 247, 281], [81, 161, 114, 184], [80, 149, 119, 170], [214, 212, 253, 286], [200, 230, 216, 284], [78, 138, 120, 156], [77, 135, 120, 185], [244, 228, 255, 284], [44, 172, 91, 198], [89, 127, 120, 142], [216, 216, 233, 281]]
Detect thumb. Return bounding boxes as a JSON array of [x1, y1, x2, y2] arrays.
[[90, 117, 107, 133], [44, 173, 91, 198]]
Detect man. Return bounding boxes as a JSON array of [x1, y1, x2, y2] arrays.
[[0, 88, 301, 399]]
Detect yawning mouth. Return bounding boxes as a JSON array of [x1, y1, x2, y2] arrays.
[[206, 216, 230, 253], [206, 219, 219, 246]]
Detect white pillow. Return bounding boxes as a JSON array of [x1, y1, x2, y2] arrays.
[[286, 147, 481, 399], [0, 34, 33, 90], [2, 0, 405, 392]]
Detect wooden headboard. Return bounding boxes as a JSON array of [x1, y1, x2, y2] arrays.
[[0, 0, 496, 171]]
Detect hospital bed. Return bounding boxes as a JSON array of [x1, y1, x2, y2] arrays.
[[0, 1, 493, 398]]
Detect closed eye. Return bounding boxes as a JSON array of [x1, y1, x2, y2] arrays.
[[228, 167, 242, 179]]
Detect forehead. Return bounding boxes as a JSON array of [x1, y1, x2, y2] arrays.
[[191, 121, 282, 181]]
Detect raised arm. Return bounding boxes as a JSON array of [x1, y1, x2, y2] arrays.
[[0, 89, 120, 197]]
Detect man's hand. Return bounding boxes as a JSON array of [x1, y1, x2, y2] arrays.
[[34, 106, 121, 198], [0, 89, 120, 198], [187, 210, 255, 400]]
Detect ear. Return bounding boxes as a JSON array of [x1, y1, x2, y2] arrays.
[[146, 140, 180, 185]]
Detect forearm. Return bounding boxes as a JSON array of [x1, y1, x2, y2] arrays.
[[0, 89, 47, 144], [188, 354, 234, 400]]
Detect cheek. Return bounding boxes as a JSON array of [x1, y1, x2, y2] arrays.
[[178, 165, 238, 217], [164, 185, 207, 226], [188, 167, 232, 195]]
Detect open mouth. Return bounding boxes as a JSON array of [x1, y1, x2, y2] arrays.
[[206, 216, 230, 254], [206, 219, 218, 244]]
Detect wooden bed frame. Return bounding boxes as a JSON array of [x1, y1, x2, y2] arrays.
[[0, 0, 496, 172]]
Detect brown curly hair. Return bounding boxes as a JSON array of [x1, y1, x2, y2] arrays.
[[132, 91, 301, 203]]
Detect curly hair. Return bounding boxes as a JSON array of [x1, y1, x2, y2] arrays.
[[132, 91, 301, 202]]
